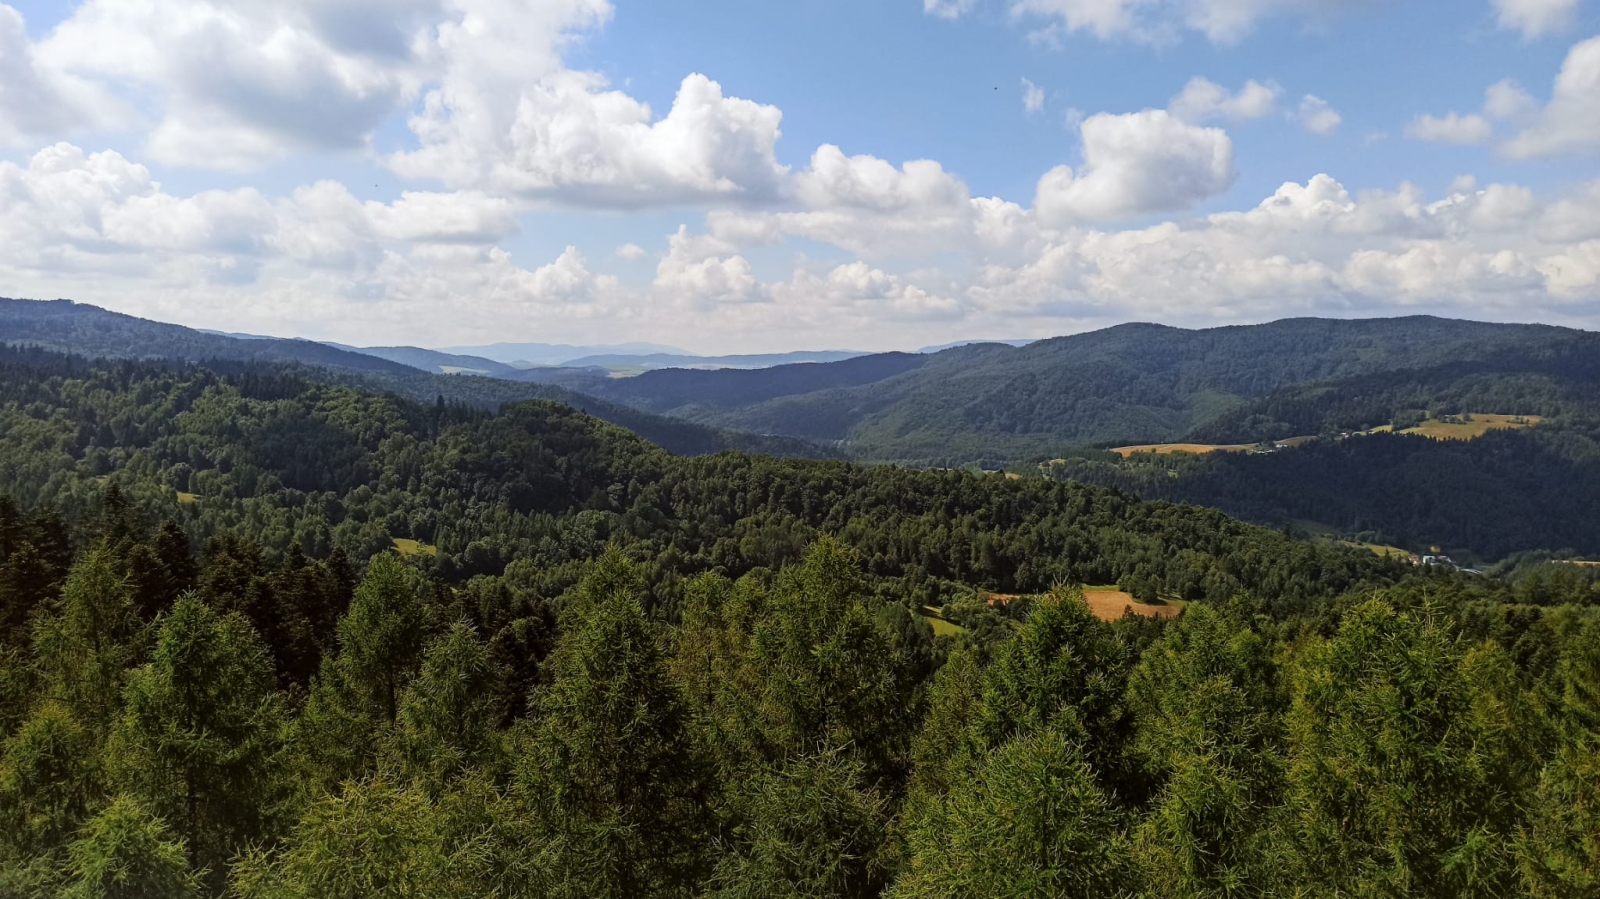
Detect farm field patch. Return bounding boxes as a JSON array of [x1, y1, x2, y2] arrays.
[[1110, 443, 1256, 458], [391, 538, 438, 557], [1399, 413, 1542, 441]]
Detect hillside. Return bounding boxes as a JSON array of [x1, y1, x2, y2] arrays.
[[0, 298, 832, 460], [2, 345, 1597, 899], [573, 317, 1600, 464]]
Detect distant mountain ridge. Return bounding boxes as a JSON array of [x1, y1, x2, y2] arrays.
[[564, 316, 1600, 464], [434, 340, 689, 366], [0, 298, 836, 460]]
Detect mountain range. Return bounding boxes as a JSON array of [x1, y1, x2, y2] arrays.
[[5, 296, 1599, 560]]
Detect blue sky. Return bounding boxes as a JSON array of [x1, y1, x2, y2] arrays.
[[1, 0, 1597, 352]]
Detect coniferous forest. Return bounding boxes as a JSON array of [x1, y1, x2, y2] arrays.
[[3, 345, 1600, 898]]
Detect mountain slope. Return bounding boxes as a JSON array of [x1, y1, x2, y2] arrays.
[[575, 317, 1600, 463], [0, 298, 834, 460]]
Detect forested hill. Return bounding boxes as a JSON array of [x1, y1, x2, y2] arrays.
[[0, 344, 1395, 611], [5, 345, 1600, 898], [566, 316, 1600, 464], [0, 298, 833, 461]]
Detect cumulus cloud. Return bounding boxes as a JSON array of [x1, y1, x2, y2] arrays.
[[1167, 77, 1280, 123], [615, 243, 647, 261], [32, 0, 482, 169], [393, 71, 789, 206], [652, 226, 764, 304], [1298, 94, 1342, 135], [1503, 35, 1600, 159], [701, 145, 979, 259], [1492, 0, 1581, 38], [1022, 78, 1046, 112], [1407, 113, 1494, 144], [1034, 110, 1235, 224], [0, 5, 128, 145], [1484, 79, 1538, 120]]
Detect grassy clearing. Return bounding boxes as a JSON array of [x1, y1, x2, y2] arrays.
[[1339, 540, 1411, 560], [175, 492, 199, 505], [1110, 443, 1256, 458], [391, 538, 439, 557], [1399, 413, 1542, 441], [919, 606, 966, 637]]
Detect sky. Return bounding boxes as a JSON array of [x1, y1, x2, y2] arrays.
[[1, 0, 1598, 353]]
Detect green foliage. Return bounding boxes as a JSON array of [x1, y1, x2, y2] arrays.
[[1281, 601, 1541, 897], [108, 597, 285, 884], [515, 549, 713, 899], [228, 776, 461, 899], [33, 544, 144, 732], [2, 341, 1599, 898], [708, 750, 892, 899], [1, 701, 101, 857], [1518, 737, 1600, 897], [391, 621, 507, 788], [1126, 603, 1283, 898], [61, 796, 201, 899], [338, 554, 429, 724], [891, 728, 1131, 899], [968, 588, 1130, 785]]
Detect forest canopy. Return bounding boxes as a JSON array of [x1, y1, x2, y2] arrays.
[[1, 346, 1598, 897]]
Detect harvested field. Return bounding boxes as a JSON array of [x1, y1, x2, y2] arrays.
[[981, 589, 1183, 622], [1400, 413, 1542, 441], [1559, 560, 1600, 568], [1110, 443, 1255, 458], [1081, 587, 1183, 622]]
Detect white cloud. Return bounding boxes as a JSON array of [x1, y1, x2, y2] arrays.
[[1298, 94, 1342, 135], [393, 71, 789, 206], [1503, 35, 1600, 159], [1034, 109, 1235, 224], [615, 243, 646, 261], [33, 0, 479, 169], [1492, 0, 1581, 38], [0, 5, 128, 145], [1167, 77, 1280, 123], [1022, 78, 1046, 113], [1484, 79, 1538, 120], [5, 142, 1600, 348], [652, 226, 764, 304], [1407, 113, 1494, 144]]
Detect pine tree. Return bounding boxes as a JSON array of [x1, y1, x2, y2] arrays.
[[517, 549, 712, 899], [392, 621, 507, 788], [1126, 602, 1283, 899], [109, 598, 285, 886], [33, 544, 144, 733], [1281, 600, 1541, 898], [338, 554, 428, 724]]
